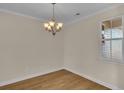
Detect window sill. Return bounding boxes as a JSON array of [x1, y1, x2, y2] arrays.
[[100, 57, 124, 65]]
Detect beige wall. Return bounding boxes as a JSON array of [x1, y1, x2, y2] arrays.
[[64, 5, 124, 89], [0, 11, 64, 84]]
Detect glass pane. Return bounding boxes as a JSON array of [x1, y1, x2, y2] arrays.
[[104, 29, 111, 39], [112, 17, 122, 28], [112, 17, 123, 38], [102, 20, 111, 30], [111, 39, 123, 60], [102, 40, 111, 58], [102, 20, 111, 39], [111, 28, 123, 38]]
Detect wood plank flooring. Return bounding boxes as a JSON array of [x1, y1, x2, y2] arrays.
[[0, 69, 110, 90]]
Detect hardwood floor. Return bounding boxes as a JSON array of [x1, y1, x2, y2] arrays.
[[0, 69, 110, 90]]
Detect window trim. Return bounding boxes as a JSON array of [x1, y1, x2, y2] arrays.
[[99, 15, 124, 64]]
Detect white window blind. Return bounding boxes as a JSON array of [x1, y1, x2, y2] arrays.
[[101, 17, 123, 62]]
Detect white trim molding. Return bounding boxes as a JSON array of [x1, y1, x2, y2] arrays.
[[64, 68, 121, 90], [99, 15, 124, 64], [0, 67, 121, 89], [0, 4, 123, 27], [0, 67, 63, 87], [0, 8, 43, 21], [65, 4, 124, 28]]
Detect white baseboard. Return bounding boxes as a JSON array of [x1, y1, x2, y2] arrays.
[[0, 67, 63, 87], [0, 67, 121, 90], [64, 67, 121, 90]]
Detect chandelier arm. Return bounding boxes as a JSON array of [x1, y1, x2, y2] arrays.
[[51, 27, 56, 35]]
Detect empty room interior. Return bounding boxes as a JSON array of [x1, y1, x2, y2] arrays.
[[0, 3, 124, 90]]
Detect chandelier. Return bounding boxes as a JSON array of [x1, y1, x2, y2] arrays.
[[44, 3, 63, 36]]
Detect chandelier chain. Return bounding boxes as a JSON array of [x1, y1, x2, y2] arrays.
[[52, 3, 55, 20]]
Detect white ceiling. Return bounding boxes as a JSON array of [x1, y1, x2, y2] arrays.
[[0, 3, 120, 24]]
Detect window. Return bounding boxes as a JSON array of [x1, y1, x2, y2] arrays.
[[101, 16, 124, 63]]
